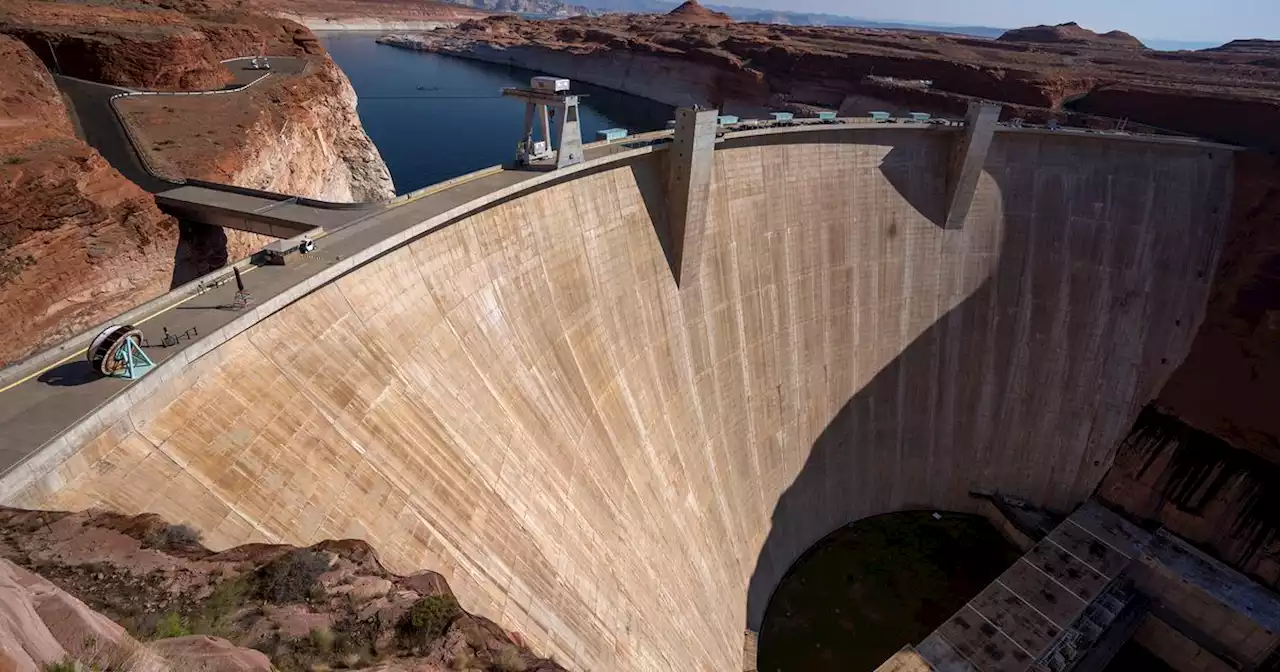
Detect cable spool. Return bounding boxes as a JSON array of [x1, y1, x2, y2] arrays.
[[88, 325, 145, 376]]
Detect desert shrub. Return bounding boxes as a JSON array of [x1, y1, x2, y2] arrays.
[[42, 661, 78, 672], [4, 156, 25, 165], [257, 550, 331, 603], [309, 627, 335, 655], [191, 575, 253, 636], [399, 595, 461, 645], [152, 611, 190, 639], [143, 523, 203, 549], [492, 645, 528, 672], [450, 651, 476, 670]]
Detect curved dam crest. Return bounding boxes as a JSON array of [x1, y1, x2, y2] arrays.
[[3, 129, 1231, 670]]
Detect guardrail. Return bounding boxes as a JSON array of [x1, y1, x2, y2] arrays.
[[100, 58, 394, 210], [0, 226, 325, 393]]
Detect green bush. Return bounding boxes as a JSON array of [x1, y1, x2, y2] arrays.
[[309, 627, 335, 655], [143, 523, 203, 549], [400, 595, 461, 645], [257, 550, 331, 603], [42, 661, 78, 672], [492, 645, 528, 672], [191, 575, 252, 636], [152, 611, 190, 639], [450, 651, 476, 670]]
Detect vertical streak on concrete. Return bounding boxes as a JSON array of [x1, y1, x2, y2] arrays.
[[945, 103, 1002, 230], [667, 107, 720, 287]]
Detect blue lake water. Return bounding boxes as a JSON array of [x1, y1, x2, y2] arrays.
[[321, 33, 673, 194]]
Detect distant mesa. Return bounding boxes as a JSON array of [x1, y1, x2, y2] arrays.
[[998, 22, 1146, 49], [1204, 38, 1280, 54], [665, 0, 732, 24]]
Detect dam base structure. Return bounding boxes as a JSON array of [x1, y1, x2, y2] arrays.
[[0, 108, 1243, 670]]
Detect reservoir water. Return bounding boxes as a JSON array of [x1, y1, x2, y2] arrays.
[[320, 33, 673, 194]]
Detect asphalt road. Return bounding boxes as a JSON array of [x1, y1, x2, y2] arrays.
[[53, 56, 308, 193], [53, 75, 176, 192]]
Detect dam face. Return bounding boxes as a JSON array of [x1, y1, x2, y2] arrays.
[[5, 129, 1231, 670]]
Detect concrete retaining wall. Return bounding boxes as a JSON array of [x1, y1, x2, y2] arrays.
[[2, 131, 1233, 670]]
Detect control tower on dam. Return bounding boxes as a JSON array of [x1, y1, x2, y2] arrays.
[[0, 121, 1233, 670]]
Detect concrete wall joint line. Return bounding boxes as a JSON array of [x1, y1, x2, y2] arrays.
[[994, 578, 1063, 630], [1043, 535, 1112, 581], [153, 431, 284, 544], [1019, 557, 1090, 605], [933, 632, 982, 672], [965, 603, 1035, 657], [1065, 518, 1132, 559]]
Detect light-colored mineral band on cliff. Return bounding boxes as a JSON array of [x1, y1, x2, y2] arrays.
[[1, 126, 1235, 671], [292, 17, 463, 31]]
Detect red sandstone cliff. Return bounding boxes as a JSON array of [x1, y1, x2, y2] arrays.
[[0, 0, 395, 364], [997, 22, 1145, 49], [665, 0, 732, 25], [0, 35, 178, 367], [0, 0, 324, 91], [381, 14, 1276, 122], [116, 56, 395, 201]]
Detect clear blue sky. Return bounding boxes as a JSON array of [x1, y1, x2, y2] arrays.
[[724, 0, 1279, 42]]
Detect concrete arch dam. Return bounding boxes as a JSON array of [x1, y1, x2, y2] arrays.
[[2, 127, 1232, 670]]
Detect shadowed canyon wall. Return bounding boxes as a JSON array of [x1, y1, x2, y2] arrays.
[[2, 130, 1232, 670]]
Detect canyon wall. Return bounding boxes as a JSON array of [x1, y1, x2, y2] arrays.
[[0, 0, 326, 91], [381, 33, 770, 115], [3, 130, 1232, 670], [117, 58, 395, 202], [0, 36, 178, 366], [1, 0, 396, 364]]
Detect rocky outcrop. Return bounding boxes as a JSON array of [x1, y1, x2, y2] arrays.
[[0, 35, 179, 366], [116, 56, 395, 201], [0, 556, 278, 672], [665, 0, 732, 25], [997, 22, 1145, 49], [0, 0, 324, 91], [0, 507, 567, 672], [1, 1, 395, 366]]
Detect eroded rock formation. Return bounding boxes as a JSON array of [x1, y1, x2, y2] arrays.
[[116, 56, 395, 201], [379, 13, 1275, 122], [0, 507, 566, 672], [996, 22, 1146, 49], [0, 0, 324, 91], [0, 0, 395, 363], [0, 35, 178, 366]]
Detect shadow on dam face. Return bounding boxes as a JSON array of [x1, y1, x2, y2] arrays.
[[741, 130, 1233, 634], [3, 128, 1233, 671]]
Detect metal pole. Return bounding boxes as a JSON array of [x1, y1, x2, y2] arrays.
[[234, 266, 245, 292], [46, 39, 61, 74]]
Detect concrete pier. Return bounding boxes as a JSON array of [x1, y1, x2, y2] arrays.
[[945, 103, 1001, 229], [664, 107, 719, 286]]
